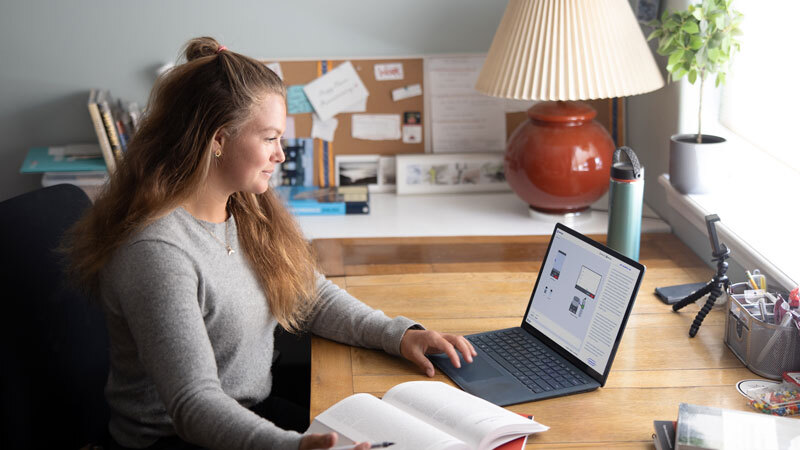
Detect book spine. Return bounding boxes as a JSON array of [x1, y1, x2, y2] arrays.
[[97, 90, 123, 162], [87, 89, 117, 174], [289, 203, 346, 215]]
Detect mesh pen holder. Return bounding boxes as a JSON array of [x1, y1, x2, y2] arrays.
[[725, 282, 799, 380]]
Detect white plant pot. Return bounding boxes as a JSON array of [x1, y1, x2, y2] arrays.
[[669, 134, 726, 195]]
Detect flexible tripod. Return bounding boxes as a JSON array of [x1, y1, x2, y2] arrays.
[[672, 214, 730, 337]]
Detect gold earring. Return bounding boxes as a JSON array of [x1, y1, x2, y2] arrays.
[[215, 149, 222, 158]]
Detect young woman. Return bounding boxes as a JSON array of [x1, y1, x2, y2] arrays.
[[65, 37, 475, 450]]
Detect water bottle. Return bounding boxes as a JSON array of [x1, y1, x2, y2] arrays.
[[607, 146, 644, 261]]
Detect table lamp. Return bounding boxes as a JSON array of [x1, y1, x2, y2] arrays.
[[476, 0, 664, 217]]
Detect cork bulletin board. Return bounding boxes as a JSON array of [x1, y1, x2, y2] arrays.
[[276, 57, 426, 156]]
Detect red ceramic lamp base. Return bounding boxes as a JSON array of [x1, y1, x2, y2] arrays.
[[505, 101, 614, 215]]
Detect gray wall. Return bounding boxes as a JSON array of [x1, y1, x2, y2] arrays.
[[0, 0, 506, 201]]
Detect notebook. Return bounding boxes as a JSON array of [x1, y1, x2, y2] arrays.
[[430, 223, 645, 406]]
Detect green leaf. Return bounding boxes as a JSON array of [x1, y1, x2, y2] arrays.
[[716, 14, 726, 29], [688, 70, 697, 84], [689, 35, 704, 50], [691, 7, 704, 21], [673, 67, 688, 80], [708, 48, 721, 63], [646, 29, 661, 41], [682, 21, 700, 34], [668, 50, 685, 67]]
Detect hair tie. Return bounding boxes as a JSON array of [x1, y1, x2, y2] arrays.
[[216, 45, 228, 54]]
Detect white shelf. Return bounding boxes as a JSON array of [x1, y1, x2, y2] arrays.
[[294, 191, 671, 239]]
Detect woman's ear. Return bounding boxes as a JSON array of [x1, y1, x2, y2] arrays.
[[213, 128, 227, 151]]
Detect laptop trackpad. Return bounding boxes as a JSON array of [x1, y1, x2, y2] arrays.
[[431, 353, 503, 380]]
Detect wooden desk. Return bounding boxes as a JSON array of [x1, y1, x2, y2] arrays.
[[310, 233, 777, 448]]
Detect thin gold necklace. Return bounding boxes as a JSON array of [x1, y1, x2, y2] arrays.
[[198, 219, 235, 255]]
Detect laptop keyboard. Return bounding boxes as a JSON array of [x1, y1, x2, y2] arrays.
[[468, 328, 588, 394]]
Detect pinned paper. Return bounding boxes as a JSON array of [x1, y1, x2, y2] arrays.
[[303, 61, 369, 121], [392, 83, 422, 102], [402, 125, 422, 144], [283, 116, 296, 140], [374, 63, 404, 81], [311, 114, 338, 142], [265, 62, 283, 80], [287, 85, 314, 114], [352, 114, 401, 141]]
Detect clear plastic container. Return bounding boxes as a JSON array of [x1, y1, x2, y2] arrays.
[[746, 372, 800, 416]]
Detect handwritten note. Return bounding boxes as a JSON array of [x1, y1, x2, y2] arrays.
[[287, 85, 314, 115], [374, 63, 404, 81], [303, 61, 369, 121]]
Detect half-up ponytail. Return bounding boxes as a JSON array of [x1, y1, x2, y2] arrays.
[[64, 36, 316, 332]]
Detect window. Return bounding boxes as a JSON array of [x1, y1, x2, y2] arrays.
[[671, 1, 799, 288]]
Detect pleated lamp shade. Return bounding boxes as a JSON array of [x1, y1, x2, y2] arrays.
[[476, 0, 664, 100]]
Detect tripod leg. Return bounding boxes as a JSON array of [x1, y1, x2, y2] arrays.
[[689, 283, 723, 337], [672, 283, 713, 312]]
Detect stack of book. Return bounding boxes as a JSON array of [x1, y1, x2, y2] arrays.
[[20, 144, 108, 200], [653, 403, 800, 449], [87, 89, 141, 174]]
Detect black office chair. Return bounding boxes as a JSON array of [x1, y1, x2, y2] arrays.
[[0, 184, 109, 449]]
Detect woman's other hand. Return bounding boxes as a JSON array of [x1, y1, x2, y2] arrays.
[[400, 329, 477, 377]]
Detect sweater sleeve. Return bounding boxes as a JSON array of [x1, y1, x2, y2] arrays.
[[107, 240, 302, 450], [307, 274, 422, 356]]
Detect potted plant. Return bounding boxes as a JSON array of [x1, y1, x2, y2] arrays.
[[647, 0, 743, 194]]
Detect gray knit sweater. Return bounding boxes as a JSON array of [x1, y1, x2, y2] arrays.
[[99, 207, 418, 449]]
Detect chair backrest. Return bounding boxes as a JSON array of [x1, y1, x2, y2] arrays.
[[0, 184, 109, 448]]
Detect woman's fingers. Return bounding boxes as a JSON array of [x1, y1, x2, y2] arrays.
[[299, 432, 338, 449]]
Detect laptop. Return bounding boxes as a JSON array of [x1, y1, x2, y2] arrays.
[[430, 223, 645, 406]]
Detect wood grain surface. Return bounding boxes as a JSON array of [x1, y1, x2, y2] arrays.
[[309, 234, 795, 448]]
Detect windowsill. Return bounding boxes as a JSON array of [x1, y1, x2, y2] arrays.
[[659, 166, 797, 290]]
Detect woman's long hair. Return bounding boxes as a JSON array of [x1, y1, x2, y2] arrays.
[[64, 37, 317, 332]]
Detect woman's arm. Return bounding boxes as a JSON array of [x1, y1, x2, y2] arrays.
[[307, 275, 475, 376]]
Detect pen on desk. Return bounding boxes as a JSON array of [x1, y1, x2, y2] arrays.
[[328, 442, 394, 450]]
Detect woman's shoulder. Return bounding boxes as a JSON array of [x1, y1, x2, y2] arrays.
[[128, 207, 199, 248]]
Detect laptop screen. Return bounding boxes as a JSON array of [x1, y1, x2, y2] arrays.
[[523, 224, 644, 380]]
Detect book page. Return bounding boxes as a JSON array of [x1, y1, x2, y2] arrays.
[[382, 381, 548, 449], [311, 393, 469, 450]]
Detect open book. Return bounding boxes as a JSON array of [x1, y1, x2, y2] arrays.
[[307, 381, 548, 450]]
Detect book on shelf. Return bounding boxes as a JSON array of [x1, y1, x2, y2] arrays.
[[674, 403, 800, 450], [275, 185, 369, 215], [87, 89, 142, 174], [20, 145, 107, 173], [95, 89, 124, 161], [87, 90, 117, 174], [306, 381, 548, 450]]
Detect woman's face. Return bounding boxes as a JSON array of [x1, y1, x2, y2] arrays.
[[217, 94, 286, 194]]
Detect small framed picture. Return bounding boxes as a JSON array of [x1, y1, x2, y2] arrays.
[[395, 152, 509, 195], [335, 154, 380, 188]]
